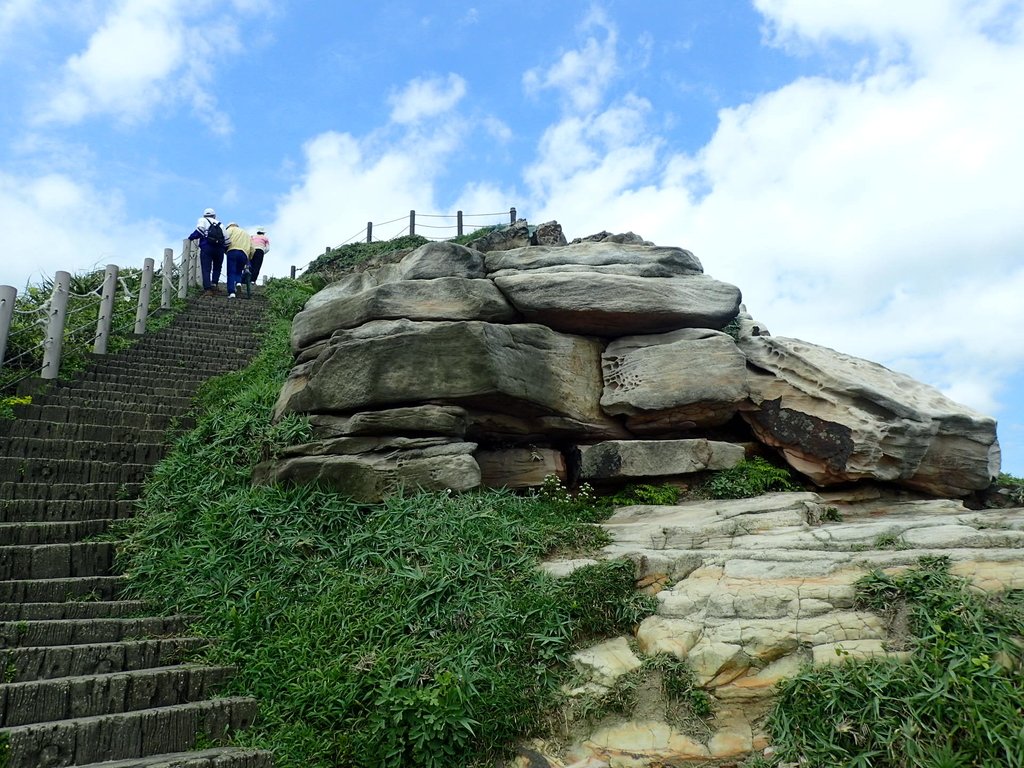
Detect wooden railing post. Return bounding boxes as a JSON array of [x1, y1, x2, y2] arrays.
[[510, 207, 517, 223], [134, 257, 155, 335], [191, 241, 202, 288], [409, 210, 416, 236], [457, 211, 463, 237], [161, 248, 174, 309], [0, 285, 16, 372], [290, 266, 297, 279], [366, 222, 372, 243], [178, 239, 190, 299], [93, 264, 119, 355], [41, 271, 70, 380]]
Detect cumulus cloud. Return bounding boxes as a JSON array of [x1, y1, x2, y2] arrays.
[[523, 6, 618, 113], [30, 0, 261, 132], [388, 74, 467, 125], [524, 1, 1024, 439], [0, 171, 167, 290]]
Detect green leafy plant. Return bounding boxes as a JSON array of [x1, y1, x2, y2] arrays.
[[305, 235, 429, 277], [0, 395, 31, 420], [765, 556, 1024, 767], [607, 483, 680, 507], [700, 457, 800, 499]]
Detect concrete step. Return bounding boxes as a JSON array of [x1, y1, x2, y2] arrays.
[[0, 520, 113, 545], [0, 421, 169, 445], [9, 405, 176, 430], [32, 392, 195, 411], [0, 542, 119, 580], [0, 481, 143, 501], [0, 437, 166, 466], [0, 500, 134, 524], [0, 696, 260, 768], [71, 746, 274, 768], [0, 638, 208, 683], [0, 457, 152, 486], [0, 601, 147, 621], [0, 664, 236, 726], [0, 576, 126, 603], [0, 615, 188, 648]]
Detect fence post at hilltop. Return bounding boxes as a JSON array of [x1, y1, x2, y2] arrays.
[[161, 248, 174, 309], [290, 266, 296, 279], [510, 207, 516, 223], [409, 210, 416, 236], [93, 264, 119, 355], [178, 239, 190, 299], [367, 221, 372, 243], [41, 271, 70, 380], [134, 257, 155, 335], [457, 211, 463, 237], [0, 285, 16, 372], [191, 241, 202, 289]]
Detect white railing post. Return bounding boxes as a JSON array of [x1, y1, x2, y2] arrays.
[[41, 271, 71, 380], [93, 264, 119, 354], [191, 241, 202, 288], [178, 239, 190, 299], [161, 248, 174, 309], [134, 257, 155, 335], [0, 285, 16, 372]]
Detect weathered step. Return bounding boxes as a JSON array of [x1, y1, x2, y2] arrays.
[[32, 392, 195, 411], [9, 404, 177, 430], [58, 382, 189, 400], [0, 437, 166, 466], [81, 361, 252, 380], [0, 615, 188, 648], [0, 601, 147, 621], [0, 638, 208, 683], [0, 664, 236, 726], [0, 520, 113, 545], [0, 499, 135, 524], [0, 457, 152, 486], [71, 746, 274, 768], [0, 481, 143, 502], [0, 576, 125, 603], [0, 696, 260, 768], [0, 542, 119, 580], [0, 420, 169, 445]]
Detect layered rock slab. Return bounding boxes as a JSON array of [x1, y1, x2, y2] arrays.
[[739, 335, 1000, 496]]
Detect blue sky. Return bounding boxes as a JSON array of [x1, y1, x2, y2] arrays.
[[2, 0, 1023, 476]]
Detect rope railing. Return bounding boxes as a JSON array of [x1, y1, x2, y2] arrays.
[[0, 246, 196, 395], [291, 206, 519, 278]]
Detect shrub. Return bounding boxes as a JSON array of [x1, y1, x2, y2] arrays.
[[700, 457, 800, 499], [607, 483, 680, 507]]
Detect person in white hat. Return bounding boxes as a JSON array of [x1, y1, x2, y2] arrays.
[[186, 207, 226, 295], [250, 227, 270, 282]]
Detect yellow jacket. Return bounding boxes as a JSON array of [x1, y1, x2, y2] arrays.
[[224, 223, 254, 258]]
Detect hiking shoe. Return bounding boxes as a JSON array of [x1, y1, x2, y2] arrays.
[[228, 293, 236, 299]]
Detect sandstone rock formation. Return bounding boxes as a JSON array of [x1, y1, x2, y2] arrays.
[[262, 223, 1000, 502]]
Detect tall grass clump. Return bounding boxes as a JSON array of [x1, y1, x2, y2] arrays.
[[119, 277, 651, 766], [764, 556, 1024, 767], [700, 456, 800, 499]]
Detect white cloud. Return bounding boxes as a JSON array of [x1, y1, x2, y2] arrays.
[[0, 171, 168, 290], [524, 1, 1024, 434], [30, 0, 262, 132], [523, 6, 618, 113], [388, 74, 467, 125]]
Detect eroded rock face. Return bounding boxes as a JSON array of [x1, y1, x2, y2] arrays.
[[269, 224, 1001, 500], [739, 335, 999, 495]]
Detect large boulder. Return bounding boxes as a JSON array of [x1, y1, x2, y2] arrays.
[[601, 329, 748, 432], [466, 219, 532, 252], [739, 336, 1000, 496], [492, 273, 741, 337], [290, 277, 518, 351], [485, 242, 703, 279], [277, 319, 608, 426], [577, 439, 746, 480]]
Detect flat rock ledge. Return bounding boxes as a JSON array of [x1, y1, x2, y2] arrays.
[[519, 492, 1024, 767]]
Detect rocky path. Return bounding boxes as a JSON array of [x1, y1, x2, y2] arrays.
[[537, 490, 1024, 767], [0, 295, 272, 768]]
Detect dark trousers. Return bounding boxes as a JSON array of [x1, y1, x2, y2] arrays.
[[199, 246, 217, 290], [251, 249, 265, 280], [226, 250, 248, 294], [212, 250, 224, 285]]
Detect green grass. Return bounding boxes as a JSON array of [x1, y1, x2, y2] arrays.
[[118, 278, 654, 767], [764, 556, 1024, 767], [699, 456, 801, 499]]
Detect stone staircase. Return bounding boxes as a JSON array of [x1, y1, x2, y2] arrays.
[[0, 295, 273, 768]]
